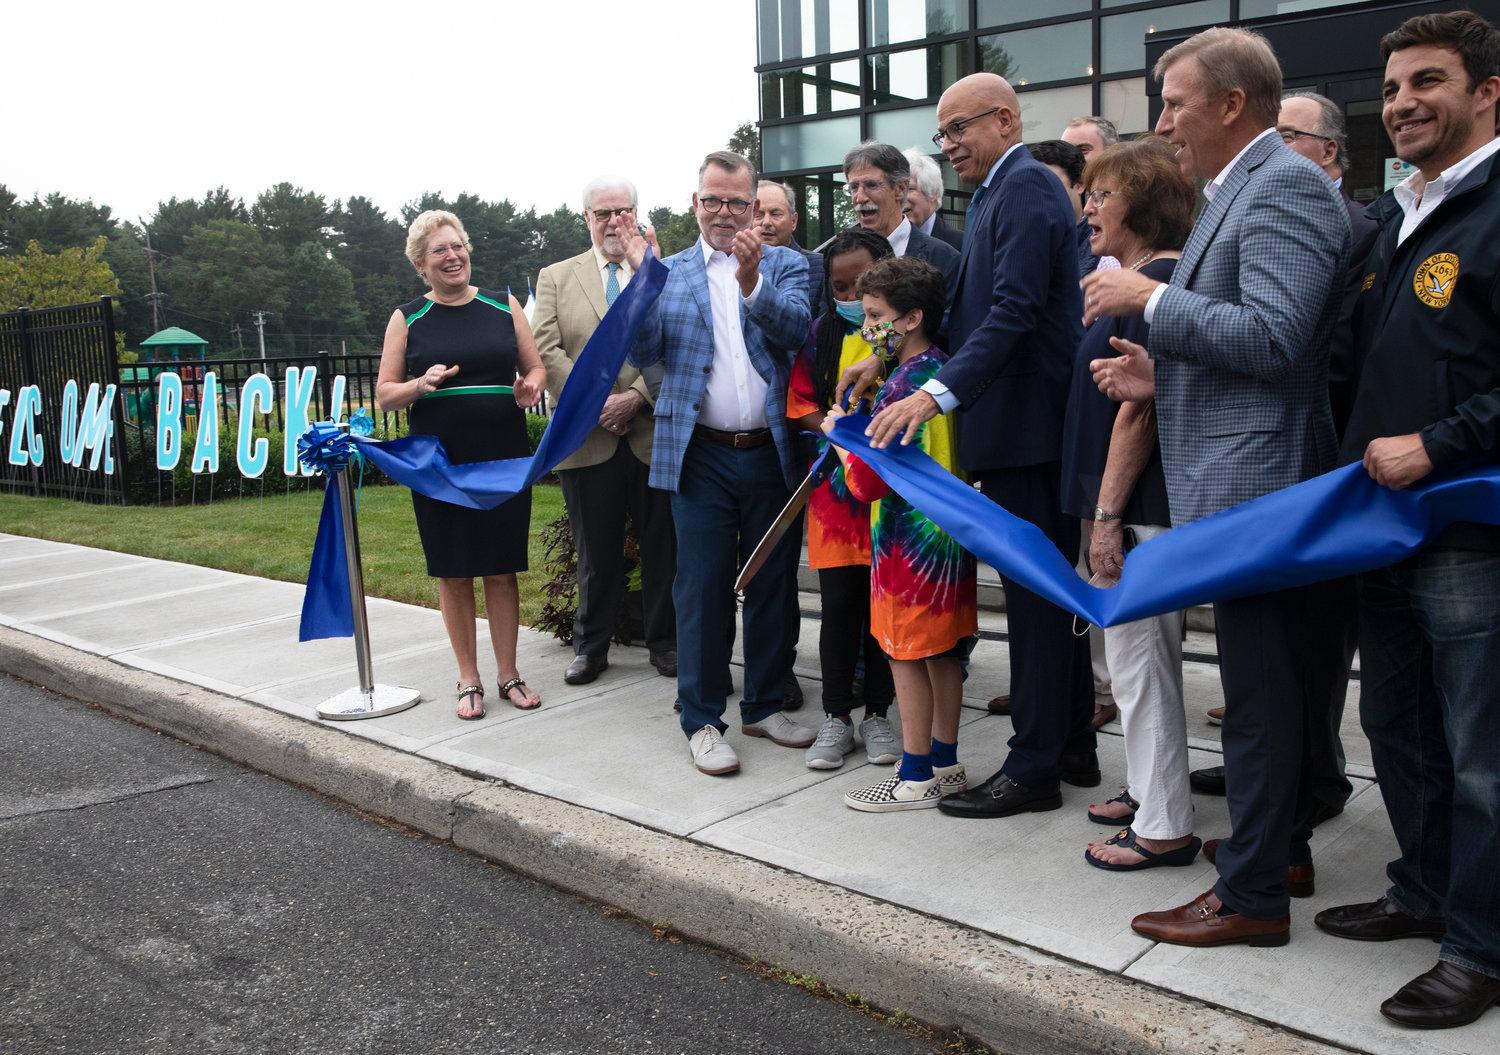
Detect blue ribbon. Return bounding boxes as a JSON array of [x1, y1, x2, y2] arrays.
[[296, 421, 355, 474], [825, 415, 1500, 628], [298, 253, 669, 640]]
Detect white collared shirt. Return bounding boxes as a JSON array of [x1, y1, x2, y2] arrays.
[[592, 245, 633, 296], [1394, 135, 1500, 245], [887, 216, 912, 257], [697, 240, 769, 431]]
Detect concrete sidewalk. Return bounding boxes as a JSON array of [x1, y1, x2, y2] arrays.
[[0, 532, 1491, 1055]]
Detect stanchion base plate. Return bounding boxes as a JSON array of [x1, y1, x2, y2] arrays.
[[317, 685, 421, 721]]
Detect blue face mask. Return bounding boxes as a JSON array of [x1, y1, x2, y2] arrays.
[[835, 299, 865, 326]]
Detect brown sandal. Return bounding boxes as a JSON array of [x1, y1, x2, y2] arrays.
[[456, 683, 486, 721], [498, 677, 540, 711]]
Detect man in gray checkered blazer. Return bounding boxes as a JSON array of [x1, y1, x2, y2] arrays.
[[1085, 27, 1351, 948]]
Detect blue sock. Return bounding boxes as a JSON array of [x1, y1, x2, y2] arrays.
[[899, 750, 933, 782], [930, 737, 958, 768]]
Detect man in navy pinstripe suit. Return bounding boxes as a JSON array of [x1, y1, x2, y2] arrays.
[[1088, 27, 1351, 948], [627, 151, 816, 776]]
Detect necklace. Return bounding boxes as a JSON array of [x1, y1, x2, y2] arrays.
[[1127, 251, 1156, 271]]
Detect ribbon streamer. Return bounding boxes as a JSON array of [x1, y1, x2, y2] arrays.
[[826, 414, 1500, 628], [298, 252, 669, 640]]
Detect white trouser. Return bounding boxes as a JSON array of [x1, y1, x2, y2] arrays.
[[1075, 537, 1112, 696], [1101, 523, 1192, 839]]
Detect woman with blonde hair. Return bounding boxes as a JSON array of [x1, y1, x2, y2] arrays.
[[377, 209, 547, 719]]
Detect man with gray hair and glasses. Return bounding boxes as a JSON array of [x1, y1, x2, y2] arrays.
[[843, 140, 960, 292], [1062, 114, 1120, 160], [902, 147, 963, 250]]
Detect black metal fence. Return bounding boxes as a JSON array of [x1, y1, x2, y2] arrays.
[[0, 298, 129, 503], [0, 298, 551, 507]]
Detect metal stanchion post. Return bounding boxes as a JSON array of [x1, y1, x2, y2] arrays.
[[316, 423, 421, 721]]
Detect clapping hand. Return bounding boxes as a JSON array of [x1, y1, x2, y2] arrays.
[[1091, 337, 1155, 402], [731, 227, 762, 297]]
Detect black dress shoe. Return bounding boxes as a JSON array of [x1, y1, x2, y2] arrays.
[[937, 771, 1062, 818], [1190, 765, 1226, 795], [649, 650, 678, 678], [564, 653, 608, 685], [1061, 750, 1101, 788], [1381, 961, 1500, 1028], [1315, 896, 1447, 942], [782, 671, 804, 711]]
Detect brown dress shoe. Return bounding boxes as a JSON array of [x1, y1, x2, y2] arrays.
[[986, 694, 1011, 715], [1381, 961, 1500, 1029], [1202, 839, 1315, 898], [1132, 889, 1289, 947]]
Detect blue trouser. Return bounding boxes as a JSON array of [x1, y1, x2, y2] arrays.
[[977, 463, 1094, 788], [669, 438, 795, 738], [1358, 548, 1500, 980]]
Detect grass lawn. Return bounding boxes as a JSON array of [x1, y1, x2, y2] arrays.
[[0, 482, 567, 627]]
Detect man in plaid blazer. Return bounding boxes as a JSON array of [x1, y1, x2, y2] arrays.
[[1087, 27, 1351, 947], [627, 150, 815, 776]]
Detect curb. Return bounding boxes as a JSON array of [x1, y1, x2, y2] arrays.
[[1, 625, 1340, 1055]]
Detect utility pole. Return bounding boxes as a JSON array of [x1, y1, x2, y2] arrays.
[[142, 227, 164, 333], [251, 310, 272, 364]]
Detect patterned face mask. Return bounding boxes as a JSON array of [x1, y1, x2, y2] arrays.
[[860, 319, 907, 361]]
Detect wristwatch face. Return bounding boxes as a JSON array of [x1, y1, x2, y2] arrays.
[[1094, 506, 1119, 522]]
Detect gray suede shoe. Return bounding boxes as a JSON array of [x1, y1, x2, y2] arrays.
[[805, 716, 855, 769]]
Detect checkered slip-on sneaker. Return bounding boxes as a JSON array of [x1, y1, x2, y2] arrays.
[[844, 774, 943, 813], [933, 763, 967, 796]]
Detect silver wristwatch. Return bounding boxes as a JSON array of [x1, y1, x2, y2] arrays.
[[1094, 506, 1122, 523]]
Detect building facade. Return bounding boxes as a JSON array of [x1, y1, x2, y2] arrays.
[[756, 0, 1500, 244]]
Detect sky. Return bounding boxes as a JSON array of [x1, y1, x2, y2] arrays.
[[10, 0, 761, 225]]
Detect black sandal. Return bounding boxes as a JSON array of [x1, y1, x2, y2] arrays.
[[456, 682, 486, 721], [498, 677, 541, 711], [1088, 788, 1139, 825]]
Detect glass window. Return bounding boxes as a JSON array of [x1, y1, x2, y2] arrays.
[[762, 115, 863, 172], [1239, 0, 1368, 16], [799, 171, 858, 247], [1014, 84, 1093, 142], [980, 20, 1092, 87], [869, 104, 938, 150], [1101, 1, 1228, 74], [978, 0, 1088, 26], [1101, 77, 1150, 135], [866, 0, 968, 47], [757, 0, 859, 64], [870, 41, 970, 104], [761, 60, 862, 119]]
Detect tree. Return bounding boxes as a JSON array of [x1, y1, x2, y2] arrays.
[[147, 188, 249, 258], [333, 196, 413, 342], [0, 236, 122, 310], [166, 220, 288, 350], [727, 122, 762, 173], [650, 208, 700, 256], [285, 242, 364, 351], [0, 192, 118, 255], [252, 183, 336, 255]]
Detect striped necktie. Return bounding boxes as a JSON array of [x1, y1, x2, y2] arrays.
[[605, 262, 620, 306], [963, 183, 988, 236]]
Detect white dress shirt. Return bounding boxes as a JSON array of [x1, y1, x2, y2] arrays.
[[1394, 135, 1500, 245], [697, 241, 769, 431], [592, 245, 633, 295]]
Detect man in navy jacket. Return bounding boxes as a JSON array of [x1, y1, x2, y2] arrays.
[[864, 72, 1097, 817]]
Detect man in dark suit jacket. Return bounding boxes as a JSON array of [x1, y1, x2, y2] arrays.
[[755, 180, 824, 310], [903, 148, 963, 251], [864, 73, 1097, 819], [1087, 27, 1350, 948], [626, 151, 815, 777], [843, 141, 961, 297]]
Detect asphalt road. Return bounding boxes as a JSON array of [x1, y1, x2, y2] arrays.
[[0, 675, 946, 1055]]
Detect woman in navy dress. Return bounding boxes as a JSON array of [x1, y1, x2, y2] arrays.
[[376, 210, 547, 719]]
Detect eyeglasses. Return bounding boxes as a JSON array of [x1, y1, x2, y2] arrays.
[[426, 242, 467, 257], [697, 196, 752, 216], [843, 178, 889, 197], [590, 207, 634, 222], [1279, 128, 1333, 144], [1083, 190, 1122, 207], [931, 107, 1000, 148]]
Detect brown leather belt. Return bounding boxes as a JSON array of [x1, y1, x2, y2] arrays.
[[693, 424, 773, 449]]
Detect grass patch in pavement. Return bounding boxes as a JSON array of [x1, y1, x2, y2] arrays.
[[0, 483, 565, 627]]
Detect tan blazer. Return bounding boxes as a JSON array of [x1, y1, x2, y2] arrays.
[[533, 248, 655, 471]]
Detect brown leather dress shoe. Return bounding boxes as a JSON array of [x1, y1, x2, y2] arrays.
[[1314, 896, 1446, 941], [1202, 839, 1315, 898], [1381, 961, 1500, 1029], [1132, 889, 1290, 947], [986, 694, 1011, 715]]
